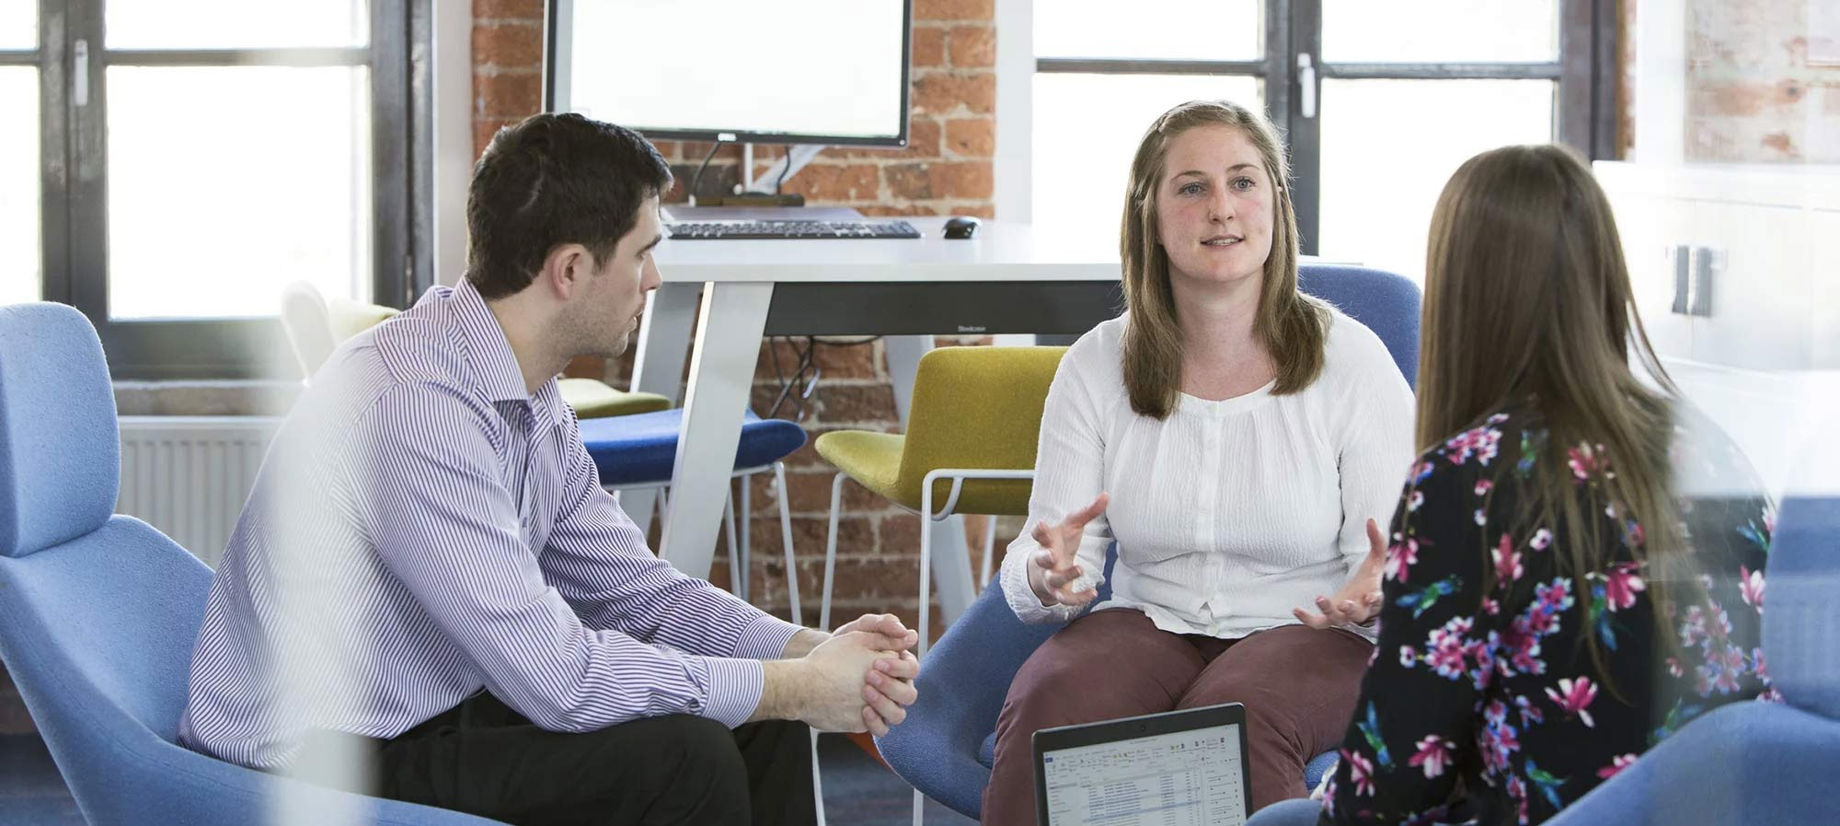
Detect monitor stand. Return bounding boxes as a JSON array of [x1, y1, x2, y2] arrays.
[[663, 205, 866, 222]]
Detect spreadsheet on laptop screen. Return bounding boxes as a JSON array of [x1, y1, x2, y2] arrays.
[[1039, 725, 1247, 826]]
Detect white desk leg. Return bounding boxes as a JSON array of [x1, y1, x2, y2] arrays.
[[625, 283, 699, 541], [883, 336, 975, 626], [658, 281, 773, 579]]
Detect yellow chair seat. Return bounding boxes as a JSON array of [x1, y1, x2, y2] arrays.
[[815, 430, 909, 506], [558, 378, 672, 419]]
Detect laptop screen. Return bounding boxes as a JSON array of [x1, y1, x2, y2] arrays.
[[1038, 722, 1248, 826]]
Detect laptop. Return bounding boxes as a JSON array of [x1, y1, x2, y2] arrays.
[[1033, 703, 1251, 826]]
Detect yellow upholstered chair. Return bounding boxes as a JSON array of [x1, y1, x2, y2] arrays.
[[280, 281, 670, 419], [815, 345, 1067, 655]]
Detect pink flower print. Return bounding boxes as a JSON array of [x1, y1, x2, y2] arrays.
[[1475, 508, 1488, 526], [1482, 595, 1501, 616], [1596, 753, 1639, 780], [1444, 426, 1502, 466], [1399, 645, 1420, 668], [1739, 565, 1765, 609], [1474, 479, 1494, 497], [1680, 605, 1709, 648], [1666, 657, 1685, 678], [1536, 578, 1574, 613], [1407, 490, 1425, 512], [1409, 735, 1457, 778], [1425, 625, 1472, 680], [1530, 528, 1553, 551], [1546, 677, 1599, 727], [1603, 562, 1646, 612], [1503, 621, 1546, 675], [1478, 716, 1521, 774], [1711, 646, 1746, 694], [1483, 699, 1510, 729], [1487, 412, 1510, 424], [1386, 537, 1420, 583], [1753, 647, 1768, 681], [1345, 748, 1376, 797], [1514, 694, 1544, 726], [1493, 534, 1523, 585], [1566, 443, 1606, 481]]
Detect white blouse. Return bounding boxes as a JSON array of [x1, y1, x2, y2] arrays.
[[999, 309, 1415, 640]]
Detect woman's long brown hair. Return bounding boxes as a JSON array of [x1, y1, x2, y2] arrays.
[[1419, 144, 1687, 692]]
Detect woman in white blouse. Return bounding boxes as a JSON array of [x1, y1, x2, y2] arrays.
[[981, 99, 1415, 823]]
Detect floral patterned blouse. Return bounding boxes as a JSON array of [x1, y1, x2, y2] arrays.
[[1320, 404, 1774, 825]]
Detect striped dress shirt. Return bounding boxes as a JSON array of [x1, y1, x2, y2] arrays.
[[178, 280, 802, 771]]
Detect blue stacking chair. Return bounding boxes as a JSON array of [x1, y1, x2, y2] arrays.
[[0, 302, 503, 825], [875, 264, 1422, 821], [1541, 495, 1840, 825], [579, 409, 808, 612]]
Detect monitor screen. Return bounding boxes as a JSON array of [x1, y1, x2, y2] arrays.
[[1039, 723, 1248, 826], [547, 0, 911, 146]]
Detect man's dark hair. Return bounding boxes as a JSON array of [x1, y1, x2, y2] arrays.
[[465, 113, 673, 299]]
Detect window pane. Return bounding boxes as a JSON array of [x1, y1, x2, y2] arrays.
[[1035, 0, 1261, 61], [1034, 73, 1262, 246], [1317, 79, 1554, 282], [107, 0, 368, 49], [107, 67, 371, 320], [0, 0, 33, 49], [0, 68, 38, 305], [1322, 0, 1557, 63]]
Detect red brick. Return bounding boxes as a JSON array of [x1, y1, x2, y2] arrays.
[[475, 71, 542, 119], [948, 26, 996, 68], [916, 0, 994, 22], [927, 161, 994, 200], [879, 512, 922, 555], [472, 21, 542, 69], [751, 469, 902, 515], [748, 515, 876, 562], [954, 203, 997, 220], [817, 384, 899, 424], [831, 117, 942, 160], [473, 0, 542, 20], [857, 203, 943, 217], [885, 163, 933, 200], [754, 338, 880, 380], [913, 72, 996, 116], [784, 163, 883, 203], [912, 26, 947, 67], [649, 140, 680, 161], [944, 117, 995, 157]]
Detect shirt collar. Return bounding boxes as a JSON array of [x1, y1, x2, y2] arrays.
[[449, 280, 567, 430]]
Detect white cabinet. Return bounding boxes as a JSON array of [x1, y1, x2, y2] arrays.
[[1594, 162, 1840, 371]]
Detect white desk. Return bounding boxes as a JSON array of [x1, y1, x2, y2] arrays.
[[630, 218, 1123, 624]]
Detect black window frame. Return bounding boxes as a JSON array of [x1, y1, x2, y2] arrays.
[[26, 0, 434, 380], [1034, 0, 1618, 255]]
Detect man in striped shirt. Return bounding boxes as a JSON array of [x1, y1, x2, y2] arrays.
[[178, 113, 919, 825]]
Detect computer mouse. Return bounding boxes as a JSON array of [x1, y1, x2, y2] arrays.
[[942, 215, 980, 239]]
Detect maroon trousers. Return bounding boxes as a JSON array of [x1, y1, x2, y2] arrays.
[[981, 609, 1372, 825]]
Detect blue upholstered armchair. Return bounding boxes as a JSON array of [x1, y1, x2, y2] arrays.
[[876, 264, 1423, 821], [0, 303, 502, 825]]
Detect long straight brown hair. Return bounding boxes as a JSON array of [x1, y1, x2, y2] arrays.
[[1419, 144, 1686, 689], [1120, 100, 1327, 419]]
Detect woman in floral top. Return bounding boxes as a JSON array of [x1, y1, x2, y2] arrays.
[[1248, 144, 1772, 826]]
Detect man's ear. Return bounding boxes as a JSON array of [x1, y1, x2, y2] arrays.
[[538, 243, 591, 300]]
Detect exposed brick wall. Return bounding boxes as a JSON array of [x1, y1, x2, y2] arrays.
[[471, 0, 1003, 636], [1682, 0, 1840, 162]]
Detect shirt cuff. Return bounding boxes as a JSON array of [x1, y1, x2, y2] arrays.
[[733, 614, 805, 660], [698, 657, 765, 730]]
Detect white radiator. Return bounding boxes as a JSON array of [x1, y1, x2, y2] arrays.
[[115, 416, 281, 567]]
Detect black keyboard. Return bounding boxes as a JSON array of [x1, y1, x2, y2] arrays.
[[666, 219, 922, 240]]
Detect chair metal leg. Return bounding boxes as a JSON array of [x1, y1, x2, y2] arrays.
[[773, 463, 800, 624], [723, 487, 742, 601], [980, 514, 999, 591], [811, 729, 829, 826], [739, 472, 752, 604], [820, 472, 846, 632], [912, 788, 926, 826], [918, 486, 933, 660]]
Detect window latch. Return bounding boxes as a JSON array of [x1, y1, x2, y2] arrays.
[[73, 39, 89, 107], [1297, 53, 1317, 119]]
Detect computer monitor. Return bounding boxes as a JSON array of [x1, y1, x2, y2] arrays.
[[544, 0, 912, 147]]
